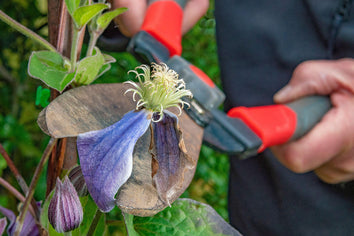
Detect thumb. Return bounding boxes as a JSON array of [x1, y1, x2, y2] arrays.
[[273, 83, 313, 103], [274, 60, 337, 103]]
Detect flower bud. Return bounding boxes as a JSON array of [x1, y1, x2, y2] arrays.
[[48, 176, 83, 233], [68, 166, 88, 197]]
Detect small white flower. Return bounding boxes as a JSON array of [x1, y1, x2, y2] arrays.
[[125, 63, 192, 122]]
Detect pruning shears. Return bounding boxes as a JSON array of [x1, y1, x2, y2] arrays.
[[127, 0, 331, 159]]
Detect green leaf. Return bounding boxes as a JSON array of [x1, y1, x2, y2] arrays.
[[35, 86, 50, 107], [124, 198, 241, 236], [93, 53, 116, 80], [73, 3, 109, 28], [96, 7, 127, 31], [77, 196, 107, 235], [65, 0, 81, 16], [75, 47, 105, 85], [103, 53, 116, 64], [95, 64, 111, 81], [28, 51, 75, 92]]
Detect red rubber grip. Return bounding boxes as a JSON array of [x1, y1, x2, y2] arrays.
[[189, 64, 215, 88], [227, 105, 297, 152], [141, 1, 183, 56]]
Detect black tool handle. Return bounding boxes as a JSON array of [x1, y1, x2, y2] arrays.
[[287, 95, 331, 140]]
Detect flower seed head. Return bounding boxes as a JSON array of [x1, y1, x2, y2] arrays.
[[125, 63, 193, 122], [48, 176, 83, 233]]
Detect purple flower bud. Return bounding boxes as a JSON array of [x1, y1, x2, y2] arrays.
[[48, 176, 83, 233], [68, 166, 88, 197]]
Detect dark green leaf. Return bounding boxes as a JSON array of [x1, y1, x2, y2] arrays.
[[28, 51, 75, 92], [73, 4, 109, 28], [75, 47, 105, 85], [124, 198, 241, 236], [0, 157, 7, 177], [96, 7, 127, 31], [78, 196, 107, 235]]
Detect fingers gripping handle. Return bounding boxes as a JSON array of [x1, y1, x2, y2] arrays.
[[227, 96, 331, 152], [287, 96, 331, 140]]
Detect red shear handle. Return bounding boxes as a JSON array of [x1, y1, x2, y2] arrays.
[[141, 0, 186, 56], [227, 96, 331, 152]]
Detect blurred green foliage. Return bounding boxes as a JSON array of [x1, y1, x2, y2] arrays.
[[0, 0, 51, 208], [0, 0, 230, 230]]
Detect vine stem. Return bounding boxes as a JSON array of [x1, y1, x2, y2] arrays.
[[87, 209, 103, 236], [14, 138, 57, 236], [0, 144, 29, 195], [0, 143, 41, 218], [0, 177, 35, 217], [70, 27, 81, 70], [0, 10, 56, 52], [86, 32, 99, 57]]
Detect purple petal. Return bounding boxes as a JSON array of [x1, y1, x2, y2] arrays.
[[77, 109, 151, 212], [0, 204, 40, 236], [0, 206, 15, 235], [151, 111, 194, 205], [0, 217, 6, 235], [21, 209, 39, 236]]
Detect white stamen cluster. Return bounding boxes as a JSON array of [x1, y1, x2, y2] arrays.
[[125, 63, 192, 122]]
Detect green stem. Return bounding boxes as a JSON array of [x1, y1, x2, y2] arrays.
[[86, 32, 99, 57], [0, 143, 28, 195], [14, 138, 57, 236], [0, 10, 56, 52], [87, 209, 103, 236], [0, 177, 36, 217], [0, 143, 41, 218], [70, 27, 81, 71]]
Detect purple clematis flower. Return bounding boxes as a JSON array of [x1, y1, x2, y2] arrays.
[[77, 63, 192, 212], [0, 203, 40, 236]]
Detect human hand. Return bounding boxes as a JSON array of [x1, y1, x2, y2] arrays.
[[271, 59, 354, 184], [111, 0, 209, 37]]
